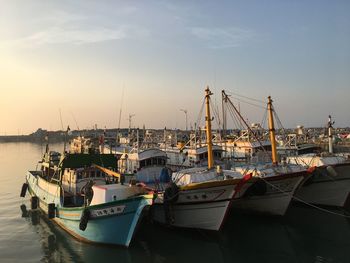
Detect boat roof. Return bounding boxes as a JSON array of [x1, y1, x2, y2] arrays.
[[61, 153, 118, 169]]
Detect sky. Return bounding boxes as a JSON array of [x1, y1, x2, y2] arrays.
[[0, 0, 349, 135]]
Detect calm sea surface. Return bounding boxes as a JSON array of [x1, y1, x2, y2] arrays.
[[0, 142, 350, 263]]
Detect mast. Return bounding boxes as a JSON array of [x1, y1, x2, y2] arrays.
[[221, 91, 228, 154], [328, 115, 334, 154], [205, 86, 214, 169], [136, 128, 139, 153], [267, 96, 278, 165], [163, 127, 167, 152]]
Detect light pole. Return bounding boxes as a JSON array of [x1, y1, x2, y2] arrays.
[[180, 109, 188, 131]]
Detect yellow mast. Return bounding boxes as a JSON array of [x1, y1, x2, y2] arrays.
[[267, 96, 278, 165], [205, 86, 214, 169]]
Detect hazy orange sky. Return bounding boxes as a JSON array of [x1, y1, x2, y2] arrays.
[[1, 1, 349, 135]]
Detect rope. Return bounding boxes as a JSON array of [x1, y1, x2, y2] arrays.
[[210, 99, 222, 130], [225, 90, 265, 104], [195, 98, 206, 129], [233, 97, 267, 109], [260, 108, 268, 130]]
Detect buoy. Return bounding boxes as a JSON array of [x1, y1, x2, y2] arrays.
[[48, 203, 56, 219], [31, 196, 39, 210], [20, 183, 28, 197], [79, 208, 90, 231]]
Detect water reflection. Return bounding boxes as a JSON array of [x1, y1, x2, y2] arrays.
[[284, 205, 350, 263], [20, 201, 350, 263], [221, 211, 298, 263], [20, 204, 85, 262]]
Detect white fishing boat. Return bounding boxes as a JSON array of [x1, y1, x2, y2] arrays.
[[276, 126, 321, 157], [160, 128, 224, 171], [117, 147, 169, 185], [76, 134, 170, 186], [287, 117, 350, 209], [231, 164, 306, 215], [220, 124, 272, 163], [221, 91, 309, 216], [151, 87, 254, 230]]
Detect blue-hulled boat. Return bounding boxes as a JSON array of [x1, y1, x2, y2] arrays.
[[21, 146, 153, 247]]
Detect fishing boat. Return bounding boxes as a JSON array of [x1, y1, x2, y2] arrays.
[[276, 126, 321, 157], [219, 123, 272, 164], [231, 163, 307, 215], [20, 142, 154, 247], [287, 117, 350, 209], [160, 128, 225, 171], [101, 129, 169, 187], [221, 92, 309, 216], [151, 87, 254, 230]]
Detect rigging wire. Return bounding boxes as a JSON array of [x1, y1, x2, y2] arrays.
[[227, 104, 244, 130], [195, 98, 206, 129], [232, 97, 267, 109], [209, 99, 222, 130], [260, 107, 268, 130], [225, 90, 266, 104]]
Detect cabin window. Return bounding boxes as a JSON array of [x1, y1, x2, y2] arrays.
[[214, 151, 221, 158], [140, 160, 145, 168], [96, 171, 101, 177], [146, 159, 151, 166]]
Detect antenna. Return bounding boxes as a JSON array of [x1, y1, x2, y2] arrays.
[[117, 87, 125, 130], [59, 108, 64, 131]]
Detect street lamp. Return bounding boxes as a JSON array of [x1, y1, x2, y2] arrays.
[[180, 109, 188, 131]]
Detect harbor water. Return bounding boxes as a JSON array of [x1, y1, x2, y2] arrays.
[[0, 142, 349, 263]]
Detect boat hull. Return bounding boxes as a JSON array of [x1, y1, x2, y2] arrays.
[[54, 197, 151, 247], [231, 172, 306, 216], [151, 180, 239, 231], [295, 163, 350, 209]]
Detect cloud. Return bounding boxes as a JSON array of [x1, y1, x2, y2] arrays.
[[2, 25, 149, 48], [190, 26, 255, 49]]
